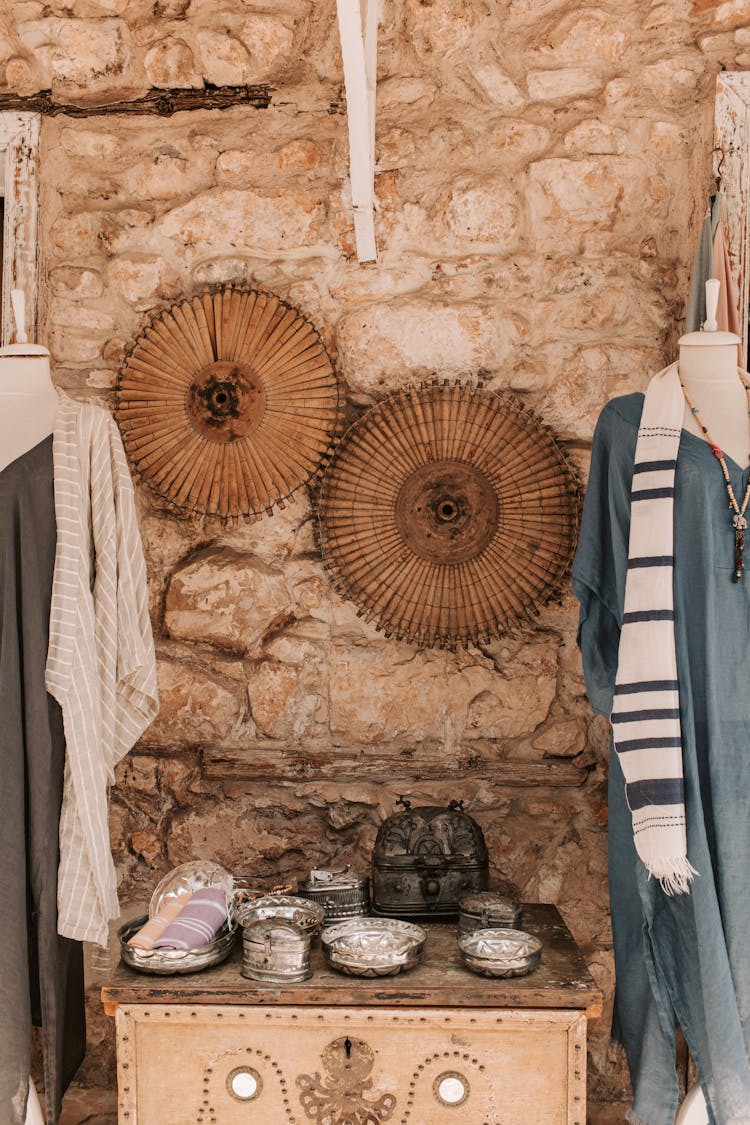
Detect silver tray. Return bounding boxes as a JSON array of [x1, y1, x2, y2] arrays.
[[458, 927, 542, 978], [119, 914, 236, 975], [235, 895, 326, 935]]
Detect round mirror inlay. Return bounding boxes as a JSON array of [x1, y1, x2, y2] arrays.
[[227, 1066, 262, 1102], [433, 1070, 469, 1107]]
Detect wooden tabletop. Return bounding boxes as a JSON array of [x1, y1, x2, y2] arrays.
[[101, 902, 602, 1017]]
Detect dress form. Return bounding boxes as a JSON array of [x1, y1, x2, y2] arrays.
[[678, 278, 747, 468], [0, 291, 57, 473]]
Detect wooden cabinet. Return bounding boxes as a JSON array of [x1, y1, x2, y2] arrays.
[[102, 904, 601, 1125]]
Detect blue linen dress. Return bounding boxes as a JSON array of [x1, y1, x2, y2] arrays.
[[573, 393, 750, 1125]]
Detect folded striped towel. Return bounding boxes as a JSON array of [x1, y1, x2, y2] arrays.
[[152, 887, 229, 950], [612, 362, 698, 895], [127, 893, 191, 949]]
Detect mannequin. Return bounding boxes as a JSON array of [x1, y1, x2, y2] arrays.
[[572, 273, 750, 1125], [0, 291, 57, 472], [678, 278, 746, 468]]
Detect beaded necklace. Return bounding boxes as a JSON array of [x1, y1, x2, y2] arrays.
[[679, 372, 750, 582]]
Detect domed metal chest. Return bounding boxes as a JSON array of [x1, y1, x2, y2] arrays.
[[371, 798, 489, 919]]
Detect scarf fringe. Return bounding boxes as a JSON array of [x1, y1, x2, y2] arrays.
[[626, 1112, 656, 1125], [646, 855, 699, 896]]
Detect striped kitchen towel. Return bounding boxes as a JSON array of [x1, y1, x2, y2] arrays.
[[127, 893, 191, 949], [612, 362, 698, 894], [152, 887, 229, 950]]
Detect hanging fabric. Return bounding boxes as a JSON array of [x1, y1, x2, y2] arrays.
[[685, 192, 741, 335]]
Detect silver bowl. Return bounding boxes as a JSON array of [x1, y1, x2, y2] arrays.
[[458, 927, 542, 978], [119, 914, 236, 975], [235, 894, 326, 935], [321, 917, 426, 977]]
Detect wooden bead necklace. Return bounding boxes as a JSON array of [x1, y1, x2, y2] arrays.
[[680, 372, 750, 582]]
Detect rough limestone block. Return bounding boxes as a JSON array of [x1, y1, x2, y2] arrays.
[[488, 121, 551, 165], [406, 0, 479, 60], [16, 16, 131, 92], [247, 648, 329, 741], [335, 300, 526, 392], [49, 266, 104, 299], [443, 181, 522, 247], [107, 255, 179, 305], [195, 29, 253, 85], [157, 187, 323, 258], [328, 641, 558, 745], [527, 157, 670, 255], [165, 546, 301, 655], [473, 64, 526, 109], [144, 658, 247, 747], [144, 36, 202, 89], [526, 9, 627, 65], [527, 67, 605, 101], [238, 14, 295, 77], [60, 127, 121, 159]]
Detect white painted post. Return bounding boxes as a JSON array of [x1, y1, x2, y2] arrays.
[[336, 0, 379, 264]]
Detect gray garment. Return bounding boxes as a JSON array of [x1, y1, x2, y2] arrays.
[[0, 436, 85, 1125], [573, 394, 750, 1125], [685, 192, 722, 334]]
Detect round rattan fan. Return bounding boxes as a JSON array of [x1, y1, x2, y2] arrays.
[[317, 381, 579, 648], [116, 285, 343, 519]]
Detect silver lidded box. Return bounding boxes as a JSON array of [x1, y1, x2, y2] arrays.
[[458, 891, 522, 935], [299, 866, 370, 921], [241, 918, 312, 983]]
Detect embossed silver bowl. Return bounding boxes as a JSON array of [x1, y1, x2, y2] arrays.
[[321, 917, 426, 977], [458, 927, 542, 978], [235, 895, 326, 935]]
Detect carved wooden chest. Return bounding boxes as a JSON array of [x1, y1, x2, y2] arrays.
[[102, 904, 601, 1125]]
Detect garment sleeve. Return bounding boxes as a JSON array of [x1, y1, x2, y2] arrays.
[[91, 411, 159, 778], [110, 413, 159, 763], [571, 401, 634, 717]]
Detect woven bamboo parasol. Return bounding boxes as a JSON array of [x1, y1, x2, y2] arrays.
[[116, 285, 343, 519], [317, 381, 579, 648]]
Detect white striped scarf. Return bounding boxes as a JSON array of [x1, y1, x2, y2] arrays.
[[612, 362, 698, 895], [47, 390, 159, 946]]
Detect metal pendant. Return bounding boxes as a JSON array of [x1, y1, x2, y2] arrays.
[[733, 525, 745, 582]]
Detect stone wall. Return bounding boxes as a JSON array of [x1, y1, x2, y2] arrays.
[[4, 0, 750, 1118]]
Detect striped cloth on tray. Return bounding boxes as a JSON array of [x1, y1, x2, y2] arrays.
[[152, 887, 229, 950]]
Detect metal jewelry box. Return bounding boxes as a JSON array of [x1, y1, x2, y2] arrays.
[[371, 798, 489, 919]]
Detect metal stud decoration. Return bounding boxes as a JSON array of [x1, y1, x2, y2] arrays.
[[116, 285, 343, 519], [317, 381, 579, 648]]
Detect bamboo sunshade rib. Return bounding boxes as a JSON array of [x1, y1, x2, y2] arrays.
[[317, 381, 580, 649], [115, 284, 343, 519]]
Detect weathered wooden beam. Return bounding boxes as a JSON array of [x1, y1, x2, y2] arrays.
[[0, 84, 272, 118], [201, 744, 588, 787]]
